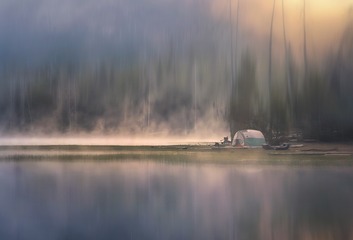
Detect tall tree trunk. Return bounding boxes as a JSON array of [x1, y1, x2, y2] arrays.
[[282, 0, 292, 116], [268, 0, 276, 140], [229, 0, 234, 93], [229, 0, 240, 141], [229, 0, 234, 139], [194, 62, 197, 130], [147, 63, 150, 130], [235, 0, 240, 99], [303, 0, 308, 77]]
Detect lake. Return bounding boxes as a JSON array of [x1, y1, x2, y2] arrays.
[[0, 146, 353, 240]]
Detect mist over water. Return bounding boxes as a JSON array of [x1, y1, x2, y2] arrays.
[[0, 135, 220, 146], [0, 0, 353, 140]]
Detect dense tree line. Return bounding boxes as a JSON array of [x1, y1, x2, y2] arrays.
[[0, 0, 352, 141], [228, 20, 353, 142], [0, 41, 229, 134], [1, 29, 353, 140]]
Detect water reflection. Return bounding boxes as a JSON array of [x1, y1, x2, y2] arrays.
[[0, 161, 352, 240]]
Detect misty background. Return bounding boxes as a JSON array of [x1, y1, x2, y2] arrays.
[[0, 0, 353, 141]]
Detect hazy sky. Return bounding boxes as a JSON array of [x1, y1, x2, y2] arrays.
[[0, 0, 351, 68]]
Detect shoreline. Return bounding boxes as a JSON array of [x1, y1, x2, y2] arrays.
[[0, 141, 352, 151], [0, 142, 352, 165]]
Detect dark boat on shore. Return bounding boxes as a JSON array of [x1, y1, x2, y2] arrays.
[[262, 143, 290, 150]]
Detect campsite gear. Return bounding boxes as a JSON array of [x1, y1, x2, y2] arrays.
[[232, 129, 266, 148], [262, 143, 290, 150]]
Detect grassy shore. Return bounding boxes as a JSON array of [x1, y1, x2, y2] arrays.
[[0, 142, 352, 165]]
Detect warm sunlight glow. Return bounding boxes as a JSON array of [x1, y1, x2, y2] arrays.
[[212, 0, 352, 61]]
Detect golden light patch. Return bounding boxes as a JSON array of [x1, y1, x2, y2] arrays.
[[210, 0, 352, 60]]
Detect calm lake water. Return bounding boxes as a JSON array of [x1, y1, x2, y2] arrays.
[[0, 150, 353, 240]]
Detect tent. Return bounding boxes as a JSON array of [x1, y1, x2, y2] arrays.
[[232, 129, 266, 147]]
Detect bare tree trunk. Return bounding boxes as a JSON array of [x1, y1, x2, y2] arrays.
[[268, 0, 276, 140], [73, 77, 78, 131], [26, 76, 32, 126], [229, 0, 234, 139], [68, 77, 72, 132], [229, 0, 240, 140], [303, 0, 308, 77], [143, 52, 151, 130], [19, 76, 24, 127], [229, 0, 234, 92], [9, 75, 14, 129], [194, 62, 197, 130], [234, 0, 240, 99], [282, 0, 292, 113], [147, 63, 151, 130], [147, 88, 150, 130]]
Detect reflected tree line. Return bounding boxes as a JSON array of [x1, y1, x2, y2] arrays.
[[0, 0, 352, 141]]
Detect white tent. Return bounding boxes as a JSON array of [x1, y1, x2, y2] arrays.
[[232, 129, 266, 147]]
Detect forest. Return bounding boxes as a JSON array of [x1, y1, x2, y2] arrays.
[[0, 0, 352, 141]]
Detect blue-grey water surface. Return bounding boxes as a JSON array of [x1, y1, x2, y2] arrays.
[[0, 158, 353, 240]]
